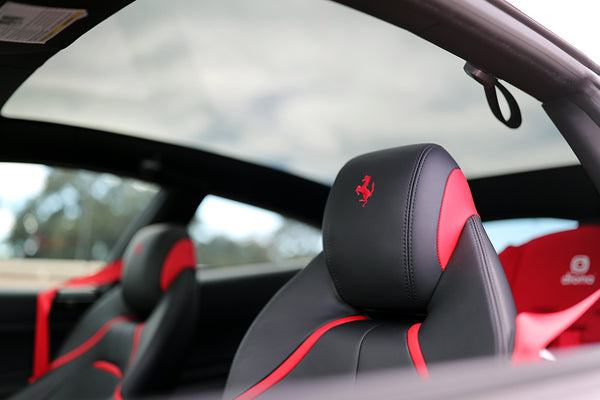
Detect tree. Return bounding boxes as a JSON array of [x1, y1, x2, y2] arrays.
[[6, 167, 321, 266], [8, 169, 156, 260], [189, 216, 321, 268]]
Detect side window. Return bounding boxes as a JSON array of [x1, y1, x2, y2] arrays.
[[483, 218, 578, 253], [0, 163, 158, 288], [190, 195, 322, 268]]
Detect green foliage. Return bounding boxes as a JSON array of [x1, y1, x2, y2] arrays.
[[195, 235, 271, 266], [8, 169, 156, 260], [5, 168, 321, 266], [190, 218, 321, 267]]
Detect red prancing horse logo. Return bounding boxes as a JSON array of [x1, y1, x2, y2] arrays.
[[355, 175, 374, 207]]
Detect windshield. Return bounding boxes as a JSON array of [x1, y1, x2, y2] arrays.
[[1, 0, 578, 183]]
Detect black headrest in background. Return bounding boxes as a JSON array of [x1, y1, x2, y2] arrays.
[[121, 224, 196, 316]]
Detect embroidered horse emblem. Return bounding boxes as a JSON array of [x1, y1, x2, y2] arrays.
[[355, 175, 374, 207]]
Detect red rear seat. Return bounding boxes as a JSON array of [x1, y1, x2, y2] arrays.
[[499, 224, 600, 348]]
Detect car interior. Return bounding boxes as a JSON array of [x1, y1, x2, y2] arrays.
[[1, 0, 600, 399], [223, 143, 516, 400], [11, 224, 197, 399]]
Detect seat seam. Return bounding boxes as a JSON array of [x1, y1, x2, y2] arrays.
[[353, 322, 384, 384], [469, 217, 508, 355], [404, 144, 435, 304]]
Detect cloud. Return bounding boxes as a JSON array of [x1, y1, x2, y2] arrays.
[[2, 0, 578, 183]]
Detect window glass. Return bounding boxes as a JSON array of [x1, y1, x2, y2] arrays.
[[0, 163, 158, 288], [483, 218, 578, 253], [1, 0, 578, 183], [190, 195, 321, 268]]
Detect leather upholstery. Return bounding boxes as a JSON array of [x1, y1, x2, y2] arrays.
[[10, 224, 197, 400], [122, 224, 193, 316], [224, 144, 516, 400], [324, 144, 460, 312]]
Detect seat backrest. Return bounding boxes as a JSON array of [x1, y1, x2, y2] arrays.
[[223, 144, 516, 400], [11, 224, 198, 400], [500, 225, 600, 347]]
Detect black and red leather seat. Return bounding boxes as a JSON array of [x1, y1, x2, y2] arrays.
[[500, 225, 600, 348], [223, 144, 516, 400], [10, 224, 198, 400]]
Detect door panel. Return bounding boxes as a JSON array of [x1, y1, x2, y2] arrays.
[[0, 291, 36, 396]]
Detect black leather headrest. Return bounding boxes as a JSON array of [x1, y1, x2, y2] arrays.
[[121, 224, 196, 316], [323, 144, 478, 314]]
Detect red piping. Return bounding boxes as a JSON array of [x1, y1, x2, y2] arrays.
[[407, 323, 429, 379], [234, 315, 368, 400], [112, 323, 145, 400], [93, 360, 123, 379], [48, 316, 135, 371], [113, 383, 124, 400], [128, 323, 145, 365]]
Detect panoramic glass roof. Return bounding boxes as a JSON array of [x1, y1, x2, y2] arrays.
[[1, 0, 578, 183]]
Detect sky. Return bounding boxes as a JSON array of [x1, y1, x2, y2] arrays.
[[0, 164, 48, 240], [194, 195, 283, 242]]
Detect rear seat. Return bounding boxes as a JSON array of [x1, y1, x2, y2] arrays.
[[499, 224, 600, 347]]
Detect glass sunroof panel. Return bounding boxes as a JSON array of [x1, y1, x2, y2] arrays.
[[1, 0, 578, 183]]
